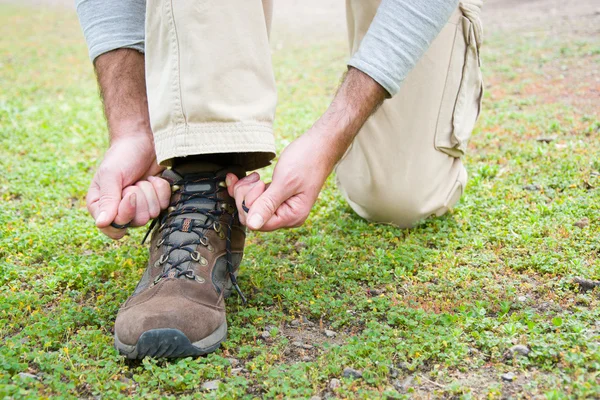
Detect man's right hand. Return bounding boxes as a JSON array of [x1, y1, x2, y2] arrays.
[[86, 135, 170, 240]]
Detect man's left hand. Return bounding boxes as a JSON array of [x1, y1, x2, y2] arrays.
[[226, 128, 337, 231]]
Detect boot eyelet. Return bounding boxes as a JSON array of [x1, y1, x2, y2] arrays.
[[218, 181, 227, 188], [213, 222, 222, 233], [171, 185, 181, 192], [168, 206, 176, 213], [195, 276, 205, 283], [156, 238, 165, 247], [200, 236, 209, 246], [218, 231, 226, 239], [191, 251, 201, 262], [200, 256, 208, 266], [207, 244, 214, 252], [159, 254, 169, 264]]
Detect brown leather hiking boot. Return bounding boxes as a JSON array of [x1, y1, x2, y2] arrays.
[[114, 165, 246, 359]]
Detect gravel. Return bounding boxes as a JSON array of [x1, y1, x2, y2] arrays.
[[342, 367, 362, 379]]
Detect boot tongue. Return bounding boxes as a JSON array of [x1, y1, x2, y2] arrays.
[[160, 167, 223, 273]]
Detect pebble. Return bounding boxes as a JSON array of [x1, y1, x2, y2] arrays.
[[18, 372, 38, 380], [290, 319, 301, 327], [302, 316, 315, 326], [292, 341, 303, 348], [260, 331, 271, 340], [574, 217, 589, 228], [389, 368, 399, 379], [231, 368, 243, 375], [517, 296, 527, 302], [202, 380, 221, 391], [301, 356, 312, 362], [342, 367, 362, 379], [227, 358, 239, 367], [301, 343, 314, 350], [324, 329, 337, 338], [309, 396, 322, 400], [393, 376, 413, 391], [501, 372, 516, 382], [523, 184, 541, 191], [509, 344, 530, 357], [397, 362, 411, 371], [329, 378, 341, 390]]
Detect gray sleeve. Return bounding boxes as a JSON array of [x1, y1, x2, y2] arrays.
[[348, 0, 458, 97], [75, 0, 146, 62]]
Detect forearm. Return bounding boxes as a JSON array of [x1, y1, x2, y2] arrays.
[[311, 67, 387, 169], [94, 49, 152, 144]]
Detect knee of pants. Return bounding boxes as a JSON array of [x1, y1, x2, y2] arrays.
[[338, 166, 467, 229]]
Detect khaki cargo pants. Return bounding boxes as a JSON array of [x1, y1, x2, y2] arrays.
[[145, 0, 484, 228]]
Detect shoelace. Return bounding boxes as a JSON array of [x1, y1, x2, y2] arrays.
[[142, 175, 247, 304]]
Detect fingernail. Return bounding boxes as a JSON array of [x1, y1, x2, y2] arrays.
[[225, 174, 233, 187], [129, 193, 137, 207], [248, 214, 264, 230], [96, 211, 107, 225]]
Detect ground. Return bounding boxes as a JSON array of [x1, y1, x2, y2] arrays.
[[0, 0, 599, 399]]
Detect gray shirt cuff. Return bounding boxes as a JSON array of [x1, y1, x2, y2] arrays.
[[349, 0, 458, 97], [75, 0, 146, 62]]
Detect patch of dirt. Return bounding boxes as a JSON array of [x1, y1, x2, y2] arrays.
[[279, 317, 347, 363]]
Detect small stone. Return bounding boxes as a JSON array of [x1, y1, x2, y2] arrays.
[[523, 184, 541, 191], [517, 296, 527, 302], [324, 329, 337, 338], [536, 136, 556, 144], [501, 372, 516, 382], [231, 368, 243, 375], [18, 372, 38, 380], [509, 344, 530, 357], [367, 288, 382, 296], [301, 343, 314, 350], [389, 368, 399, 379], [292, 341, 303, 348], [309, 396, 322, 400], [202, 380, 221, 391], [290, 319, 301, 327], [227, 358, 239, 367], [393, 376, 413, 392], [329, 378, 341, 390], [302, 316, 315, 326], [574, 277, 600, 292], [397, 362, 411, 371], [574, 218, 589, 228], [301, 356, 312, 362], [342, 367, 362, 379], [260, 331, 271, 340]]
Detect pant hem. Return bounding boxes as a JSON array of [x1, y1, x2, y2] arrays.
[[155, 121, 276, 170]]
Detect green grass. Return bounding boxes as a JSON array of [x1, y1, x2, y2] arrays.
[[1, 4, 599, 399]]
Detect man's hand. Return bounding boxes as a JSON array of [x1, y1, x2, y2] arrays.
[[86, 135, 169, 240], [86, 49, 171, 240], [226, 129, 334, 231], [228, 67, 387, 231]]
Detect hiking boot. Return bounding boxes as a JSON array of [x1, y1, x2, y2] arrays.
[[114, 164, 246, 359]]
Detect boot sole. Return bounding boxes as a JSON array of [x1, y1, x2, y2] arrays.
[[114, 322, 227, 359]]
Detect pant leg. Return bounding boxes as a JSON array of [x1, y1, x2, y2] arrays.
[[145, 0, 277, 171], [336, 0, 484, 228]]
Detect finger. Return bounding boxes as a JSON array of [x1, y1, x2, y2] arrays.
[[226, 173, 239, 198], [246, 182, 292, 230], [229, 172, 260, 198], [99, 192, 136, 240], [124, 186, 151, 227], [147, 175, 171, 210], [92, 166, 123, 228], [136, 180, 161, 219], [260, 198, 307, 231], [235, 181, 266, 225]]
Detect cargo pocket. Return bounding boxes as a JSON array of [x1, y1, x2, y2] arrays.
[[434, 14, 483, 158]]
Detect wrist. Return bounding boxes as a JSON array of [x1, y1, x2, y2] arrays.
[[108, 118, 153, 145]]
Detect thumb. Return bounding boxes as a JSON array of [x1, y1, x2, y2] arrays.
[[95, 169, 123, 228], [246, 182, 290, 230]]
